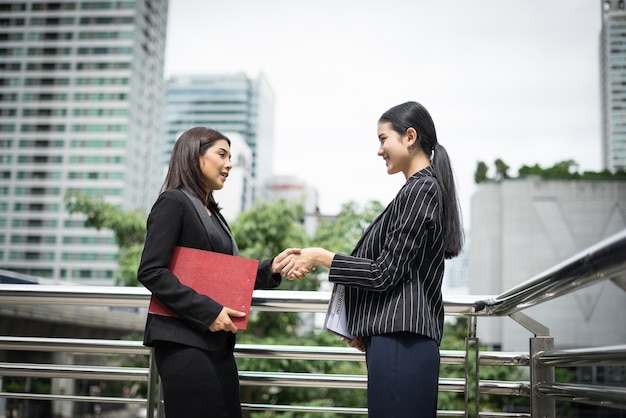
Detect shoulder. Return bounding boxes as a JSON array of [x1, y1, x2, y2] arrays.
[[149, 189, 191, 216], [159, 188, 186, 200], [401, 171, 438, 200], [389, 170, 439, 219], [154, 189, 191, 206]]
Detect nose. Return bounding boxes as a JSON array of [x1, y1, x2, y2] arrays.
[[377, 145, 384, 156]]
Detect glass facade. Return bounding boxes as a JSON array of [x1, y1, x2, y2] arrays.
[[163, 74, 276, 201], [601, 0, 626, 171], [0, 0, 168, 282]]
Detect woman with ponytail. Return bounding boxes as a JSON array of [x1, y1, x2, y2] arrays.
[[283, 101, 464, 417]]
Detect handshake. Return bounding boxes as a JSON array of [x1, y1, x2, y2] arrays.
[[270, 247, 335, 280]]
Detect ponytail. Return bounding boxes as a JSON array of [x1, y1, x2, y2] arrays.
[[431, 144, 464, 258]]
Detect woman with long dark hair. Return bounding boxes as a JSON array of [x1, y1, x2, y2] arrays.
[[138, 127, 298, 417], [283, 101, 464, 417]]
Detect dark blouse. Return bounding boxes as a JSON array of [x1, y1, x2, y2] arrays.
[[206, 208, 233, 255]]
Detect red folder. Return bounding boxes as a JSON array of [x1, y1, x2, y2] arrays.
[[148, 246, 259, 329]]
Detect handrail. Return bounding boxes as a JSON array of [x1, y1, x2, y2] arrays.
[[0, 336, 149, 354], [0, 392, 147, 405], [1, 229, 624, 416], [0, 362, 148, 381], [535, 344, 626, 367], [535, 382, 626, 410], [478, 229, 626, 316], [0, 284, 484, 316]]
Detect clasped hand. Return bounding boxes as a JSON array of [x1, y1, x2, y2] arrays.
[[273, 248, 317, 280]]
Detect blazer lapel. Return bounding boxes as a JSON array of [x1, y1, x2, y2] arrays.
[[181, 189, 239, 256]]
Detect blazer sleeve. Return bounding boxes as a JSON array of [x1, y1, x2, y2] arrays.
[[137, 192, 222, 332], [255, 258, 282, 290], [328, 178, 439, 291]]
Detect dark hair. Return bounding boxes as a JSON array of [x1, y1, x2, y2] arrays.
[[161, 126, 231, 209], [379, 101, 464, 258]]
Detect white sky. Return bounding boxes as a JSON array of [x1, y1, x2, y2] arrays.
[[164, 0, 603, 225]]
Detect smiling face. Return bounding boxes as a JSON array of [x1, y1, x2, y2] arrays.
[[199, 139, 232, 191], [377, 121, 413, 177]]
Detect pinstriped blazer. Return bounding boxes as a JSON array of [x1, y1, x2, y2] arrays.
[[328, 166, 445, 344]]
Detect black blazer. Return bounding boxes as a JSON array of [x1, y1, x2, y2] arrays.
[[137, 188, 281, 351], [328, 166, 446, 344]]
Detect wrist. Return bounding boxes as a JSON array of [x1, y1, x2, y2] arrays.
[[313, 247, 333, 268]]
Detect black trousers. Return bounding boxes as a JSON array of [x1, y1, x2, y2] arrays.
[[365, 332, 440, 418], [154, 341, 241, 418]]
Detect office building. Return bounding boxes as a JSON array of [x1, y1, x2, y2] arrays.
[[0, 0, 168, 282], [163, 73, 276, 203], [468, 178, 626, 351], [600, 0, 626, 171], [262, 175, 320, 235]]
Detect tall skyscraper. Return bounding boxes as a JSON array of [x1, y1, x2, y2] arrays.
[[600, 0, 626, 171], [0, 0, 168, 282], [163, 73, 276, 201]]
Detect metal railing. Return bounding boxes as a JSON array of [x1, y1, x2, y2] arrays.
[[0, 228, 625, 417]]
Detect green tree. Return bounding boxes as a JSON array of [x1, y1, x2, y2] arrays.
[[231, 198, 311, 290], [494, 158, 510, 181], [231, 199, 313, 343], [518, 163, 543, 178], [542, 159, 578, 178], [518, 160, 626, 181], [64, 192, 146, 286], [439, 317, 527, 413], [64, 194, 531, 414], [312, 200, 385, 256], [233, 199, 385, 417], [474, 161, 489, 184]]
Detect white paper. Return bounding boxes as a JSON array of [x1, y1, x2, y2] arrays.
[[324, 284, 354, 340]]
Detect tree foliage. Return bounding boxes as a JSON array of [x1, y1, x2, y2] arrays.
[[312, 200, 385, 257], [65, 194, 529, 414], [64, 192, 146, 286], [439, 317, 527, 412], [233, 199, 383, 417], [475, 159, 626, 184], [494, 158, 510, 180], [474, 161, 489, 184]]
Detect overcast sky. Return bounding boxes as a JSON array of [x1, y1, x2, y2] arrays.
[[164, 0, 603, 225]]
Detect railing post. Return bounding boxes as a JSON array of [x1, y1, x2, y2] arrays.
[[530, 336, 555, 417], [464, 316, 480, 418], [510, 312, 555, 418], [147, 348, 158, 418]]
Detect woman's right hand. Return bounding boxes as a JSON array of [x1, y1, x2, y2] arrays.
[[208, 307, 245, 334], [342, 336, 366, 352]]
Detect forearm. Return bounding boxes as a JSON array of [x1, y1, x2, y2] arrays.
[[306, 247, 335, 269]]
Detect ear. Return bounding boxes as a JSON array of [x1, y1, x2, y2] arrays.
[[406, 127, 418, 147]]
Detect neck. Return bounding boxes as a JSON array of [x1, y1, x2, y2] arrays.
[[404, 154, 431, 179]]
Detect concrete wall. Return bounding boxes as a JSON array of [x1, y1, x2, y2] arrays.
[[468, 179, 626, 351]]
